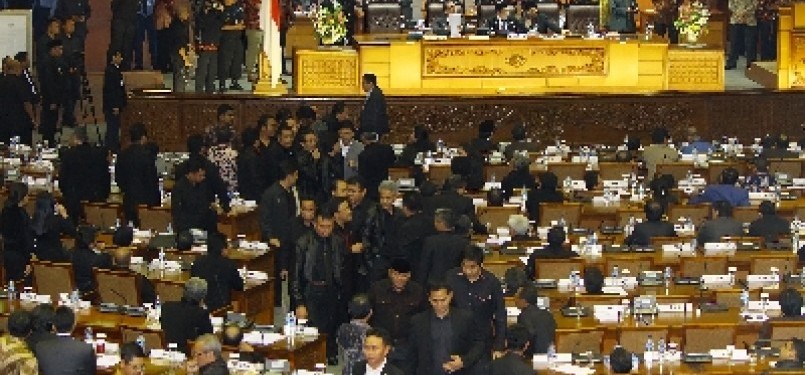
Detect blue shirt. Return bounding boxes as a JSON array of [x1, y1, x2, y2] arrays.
[[689, 184, 750, 207], [679, 141, 714, 154], [744, 172, 776, 191]]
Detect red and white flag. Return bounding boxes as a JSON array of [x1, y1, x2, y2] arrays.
[[260, 0, 282, 87]]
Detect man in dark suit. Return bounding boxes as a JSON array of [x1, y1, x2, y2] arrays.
[[515, 285, 555, 355], [102, 50, 126, 153], [490, 324, 534, 375], [171, 156, 218, 233], [697, 200, 743, 245], [259, 159, 298, 303], [0, 59, 37, 145], [488, 3, 514, 34], [408, 282, 484, 375], [160, 277, 214, 353], [428, 175, 485, 233], [625, 200, 675, 247], [72, 226, 113, 292], [109, 0, 139, 70], [59, 127, 110, 224], [359, 73, 389, 136], [396, 191, 436, 264], [190, 231, 245, 311], [39, 38, 69, 145], [524, 226, 578, 278], [358, 132, 396, 201], [353, 328, 405, 375], [116, 123, 160, 226], [110, 246, 157, 304], [174, 135, 232, 219], [35, 306, 96, 375], [749, 200, 790, 243], [521, 2, 561, 34], [26, 303, 57, 352], [417, 208, 469, 286]]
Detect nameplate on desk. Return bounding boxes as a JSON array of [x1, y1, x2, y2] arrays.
[[748, 300, 781, 311], [592, 305, 625, 321], [793, 178, 805, 187], [603, 180, 628, 189], [423, 34, 448, 40], [467, 35, 490, 40], [568, 180, 587, 191], [483, 181, 503, 190], [749, 192, 777, 201], [506, 33, 528, 40], [677, 177, 706, 187], [604, 277, 637, 289], [747, 274, 780, 287], [657, 303, 689, 313], [740, 312, 769, 322], [701, 274, 732, 286], [662, 243, 694, 253]]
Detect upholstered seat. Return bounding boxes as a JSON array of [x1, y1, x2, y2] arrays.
[[366, 1, 403, 33], [566, 4, 600, 34], [95, 268, 141, 306]]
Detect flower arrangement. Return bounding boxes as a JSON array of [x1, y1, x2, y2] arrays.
[[674, 0, 711, 43], [312, 1, 348, 45]]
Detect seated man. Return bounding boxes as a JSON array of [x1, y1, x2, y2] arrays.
[[625, 200, 675, 247], [522, 0, 562, 34], [610, 346, 634, 374], [113, 225, 135, 247], [190, 231, 245, 311], [186, 334, 228, 375], [160, 277, 214, 353], [35, 307, 96, 374], [759, 288, 804, 340], [488, 3, 515, 34], [748, 200, 790, 243], [111, 247, 157, 304], [688, 167, 750, 207], [697, 201, 743, 245], [72, 226, 113, 292], [744, 158, 776, 191], [490, 324, 533, 375], [221, 324, 264, 363], [515, 285, 555, 355], [1, 311, 38, 374], [507, 214, 533, 242], [525, 226, 578, 278], [117, 342, 146, 375], [583, 267, 604, 294]]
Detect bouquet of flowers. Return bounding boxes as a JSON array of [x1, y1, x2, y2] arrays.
[[312, 0, 348, 45], [674, 0, 710, 43]]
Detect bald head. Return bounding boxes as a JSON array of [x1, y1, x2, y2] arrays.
[[112, 247, 132, 268], [4, 59, 21, 75]]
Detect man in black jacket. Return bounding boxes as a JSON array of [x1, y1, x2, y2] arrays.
[[26, 303, 57, 352], [0, 59, 37, 145], [60, 127, 110, 224], [490, 324, 534, 375], [428, 175, 485, 234], [346, 176, 382, 291], [35, 307, 96, 374], [116, 123, 160, 226], [514, 284, 555, 355], [109, 0, 139, 70], [174, 134, 231, 217], [160, 277, 214, 353], [353, 328, 406, 375], [395, 191, 435, 264], [358, 132, 396, 201], [409, 282, 484, 375], [55, 0, 91, 51], [749, 200, 791, 244], [625, 200, 676, 247], [172, 156, 219, 232], [297, 128, 336, 203], [190, 231, 244, 311], [293, 208, 349, 364], [417, 208, 469, 286], [103, 50, 126, 152], [39, 38, 68, 145], [195, 1, 224, 93], [259, 159, 298, 303], [524, 226, 578, 278], [236, 127, 266, 201], [359, 73, 389, 136]]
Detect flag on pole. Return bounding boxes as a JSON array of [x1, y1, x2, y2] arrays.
[[261, 0, 282, 87]]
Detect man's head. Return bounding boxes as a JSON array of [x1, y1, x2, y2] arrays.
[[610, 347, 633, 374], [113, 226, 135, 247], [348, 294, 372, 320], [30, 303, 55, 333], [487, 188, 504, 207], [378, 181, 398, 212], [52, 306, 76, 334], [331, 101, 348, 121], [780, 288, 804, 317], [300, 129, 318, 152], [112, 247, 133, 269], [515, 284, 540, 309], [511, 124, 527, 142], [714, 200, 733, 218], [505, 324, 531, 353], [401, 191, 423, 217], [460, 246, 485, 281], [7, 310, 32, 338], [314, 206, 336, 238], [388, 258, 412, 291], [221, 324, 245, 347], [338, 122, 356, 143], [46, 17, 61, 35], [428, 282, 453, 317], [257, 115, 277, 139], [330, 197, 352, 225], [547, 226, 566, 247], [14, 51, 29, 68], [4, 58, 21, 76], [187, 134, 206, 156], [362, 73, 377, 93], [478, 119, 495, 139], [48, 39, 63, 57], [720, 167, 740, 185], [434, 208, 456, 232], [184, 157, 207, 185], [119, 342, 146, 375], [495, 3, 509, 18], [296, 105, 316, 124], [278, 160, 299, 187], [583, 266, 604, 294], [538, 172, 558, 191], [583, 171, 599, 191], [686, 126, 700, 142], [278, 126, 295, 149], [363, 328, 392, 369], [346, 176, 367, 207], [216, 104, 236, 126], [300, 199, 316, 223], [644, 200, 665, 222], [176, 230, 194, 251], [512, 152, 530, 172], [192, 334, 223, 368], [332, 179, 348, 198], [650, 127, 669, 145], [759, 200, 776, 217], [184, 277, 208, 304], [507, 214, 530, 236], [206, 231, 227, 257], [130, 123, 148, 143]]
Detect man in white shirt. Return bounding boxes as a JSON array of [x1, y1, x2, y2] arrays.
[[353, 328, 404, 375]]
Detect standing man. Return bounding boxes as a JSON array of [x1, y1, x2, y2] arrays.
[[167, 3, 192, 92], [60, 18, 82, 129], [652, 0, 679, 43], [358, 132, 396, 202], [59, 127, 110, 224], [359, 73, 389, 136], [133, 0, 156, 70], [33, 0, 59, 40], [218, 0, 245, 91], [259, 160, 298, 302], [726, 0, 758, 70], [353, 328, 406, 375], [489, 324, 534, 375], [409, 282, 485, 375], [0, 59, 37, 145], [55, 0, 91, 52], [172, 156, 219, 232], [335, 122, 363, 180], [243, 0, 262, 81], [195, 0, 224, 93], [116, 123, 160, 226], [39, 39, 68, 146], [757, 0, 780, 61], [36, 18, 61, 75], [110, 0, 139, 71], [103, 50, 126, 153]]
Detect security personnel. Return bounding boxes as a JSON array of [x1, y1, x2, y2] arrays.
[[61, 18, 82, 128], [110, 0, 139, 70], [14, 52, 39, 109], [39, 39, 69, 145], [55, 0, 91, 52], [36, 18, 61, 73], [445, 245, 507, 373], [218, 0, 245, 92], [195, 0, 224, 93], [103, 50, 126, 153], [0, 60, 37, 145]]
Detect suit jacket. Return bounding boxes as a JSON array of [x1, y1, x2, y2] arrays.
[[517, 304, 556, 355], [259, 181, 296, 268], [417, 232, 469, 286], [626, 220, 676, 246], [116, 143, 160, 209], [102, 63, 126, 111], [409, 308, 484, 375], [39, 56, 68, 105], [160, 300, 214, 353], [688, 184, 750, 207], [395, 211, 435, 263], [609, 0, 635, 31], [35, 335, 96, 375], [174, 157, 231, 211], [352, 360, 405, 375], [72, 246, 113, 292], [490, 352, 534, 375], [525, 189, 564, 222], [359, 142, 396, 198], [236, 146, 267, 201], [190, 254, 245, 311], [26, 331, 57, 353], [338, 140, 364, 180], [532, 13, 562, 34], [697, 217, 744, 245], [60, 143, 111, 210], [749, 214, 790, 243], [360, 87, 389, 135], [488, 16, 515, 33]]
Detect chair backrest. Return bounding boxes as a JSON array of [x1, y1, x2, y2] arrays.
[[604, 256, 654, 276], [547, 162, 587, 181], [749, 254, 798, 275], [707, 162, 747, 184], [477, 206, 521, 231], [770, 320, 805, 348], [668, 204, 712, 225], [84, 203, 121, 229], [680, 256, 728, 278], [715, 289, 760, 309], [539, 203, 582, 227], [31, 261, 75, 301], [769, 159, 803, 179], [95, 268, 141, 306], [565, 4, 600, 33], [555, 328, 604, 354], [121, 325, 166, 354], [536, 2, 560, 24], [427, 165, 453, 188], [732, 206, 760, 225], [535, 258, 585, 280], [154, 280, 185, 303], [388, 167, 412, 180], [615, 208, 646, 228], [137, 206, 172, 233], [573, 295, 624, 309], [650, 236, 694, 250], [598, 162, 637, 181], [477, 4, 496, 26], [618, 326, 668, 354], [484, 165, 513, 182], [366, 2, 402, 33], [684, 325, 736, 353], [655, 162, 696, 182]]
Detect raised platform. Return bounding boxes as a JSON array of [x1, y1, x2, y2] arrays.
[[122, 89, 805, 152]]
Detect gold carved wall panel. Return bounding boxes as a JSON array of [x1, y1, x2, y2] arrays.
[[790, 35, 805, 87], [666, 49, 724, 90], [422, 43, 608, 77], [295, 50, 360, 94]]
